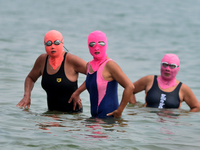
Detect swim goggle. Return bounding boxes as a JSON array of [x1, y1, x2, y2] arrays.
[[45, 40, 62, 46], [89, 41, 105, 47], [44, 40, 69, 52], [161, 62, 179, 69]]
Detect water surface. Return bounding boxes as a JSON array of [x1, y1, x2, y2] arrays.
[[1, 0, 200, 149]]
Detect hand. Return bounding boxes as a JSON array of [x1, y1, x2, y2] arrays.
[[107, 109, 122, 118], [68, 92, 82, 110], [16, 96, 31, 109]]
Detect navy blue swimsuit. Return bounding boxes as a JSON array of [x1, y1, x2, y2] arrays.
[[86, 59, 119, 118], [41, 52, 82, 112], [145, 75, 182, 109]]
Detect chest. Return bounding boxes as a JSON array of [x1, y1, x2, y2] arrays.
[[146, 89, 180, 108]]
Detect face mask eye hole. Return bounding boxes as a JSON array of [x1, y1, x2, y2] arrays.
[[54, 40, 61, 45], [170, 65, 175, 69], [45, 41, 53, 46], [161, 62, 179, 69], [45, 40, 62, 46], [170, 64, 178, 69], [89, 42, 95, 47], [98, 41, 105, 46], [161, 62, 168, 68]]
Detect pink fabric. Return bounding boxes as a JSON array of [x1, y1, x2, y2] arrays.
[[87, 59, 112, 111], [96, 59, 112, 109], [44, 30, 64, 70], [88, 30, 108, 72], [157, 54, 180, 89]]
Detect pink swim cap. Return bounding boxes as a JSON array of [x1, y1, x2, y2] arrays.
[[88, 30, 108, 71], [160, 53, 180, 81], [157, 54, 180, 89], [44, 30, 64, 70], [44, 30, 64, 58]]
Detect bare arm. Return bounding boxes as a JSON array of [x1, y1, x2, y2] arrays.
[[16, 54, 46, 108], [129, 75, 154, 104], [181, 84, 200, 112], [133, 75, 154, 94], [129, 94, 136, 104], [67, 53, 87, 75], [68, 81, 87, 110], [68, 61, 88, 110], [106, 61, 134, 118]]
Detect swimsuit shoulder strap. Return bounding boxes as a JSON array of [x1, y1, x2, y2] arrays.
[[86, 62, 91, 74], [98, 58, 112, 73], [43, 55, 49, 75]]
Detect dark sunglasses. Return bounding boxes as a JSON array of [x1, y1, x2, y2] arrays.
[[89, 41, 105, 47], [161, 62, 179, 69], [45, 40, 62, 46]]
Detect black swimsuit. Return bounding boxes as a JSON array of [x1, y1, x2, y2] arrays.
[[41, 52, 82, 112], [145, 75, 182, 109]]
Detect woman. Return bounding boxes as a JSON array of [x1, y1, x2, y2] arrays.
[[129, 53, 200, 112], [17, 30, 86, 112], [69, 30, 134, 118]]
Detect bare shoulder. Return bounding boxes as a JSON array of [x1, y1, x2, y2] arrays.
[[136, 75, 154, 83], [66, 52, 80, 60], [105, 59, 121, 70], [66, 53, 86, 64], [27, 53, 47, 82], [35, 53, 47, 64], [179, 82, 200, 112], [104, 59, 124, 79], [145, 75, 154, 80], [180, 83, 192, 93], [66, 52, 87, 74], [179, 83, 198, 102], [107, 59, 118, 65], [133, 75, 154, 93], [33, 53, 47, 71]]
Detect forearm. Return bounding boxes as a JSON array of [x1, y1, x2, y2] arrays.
[[118, 86, 134, 112], [68, 81, 87, 107], [129, 94, 136, 104], [190, 107, 200, 112], [74, 81, 86, 95], [23, 76, 35, 98], [17, 76, 34, 108]]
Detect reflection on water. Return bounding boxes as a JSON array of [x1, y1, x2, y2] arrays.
[[2, 105, 200, 149], [27, 110, 131, 142], [37, 114, 66, 131], [30, 107, 192, 143]]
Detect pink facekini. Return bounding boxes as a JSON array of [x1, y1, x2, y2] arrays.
[[88, 30, 108, 72], [157, 54, 180, 89], [44, 30, 64, 70]]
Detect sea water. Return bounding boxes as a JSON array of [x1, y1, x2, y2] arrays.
[[1, 0, 200, 149]]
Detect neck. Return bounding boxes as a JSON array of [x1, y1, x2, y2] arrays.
[[49, 53, 64, 70], [90, 55, 108, 72], [157, 76, 177, 89]]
